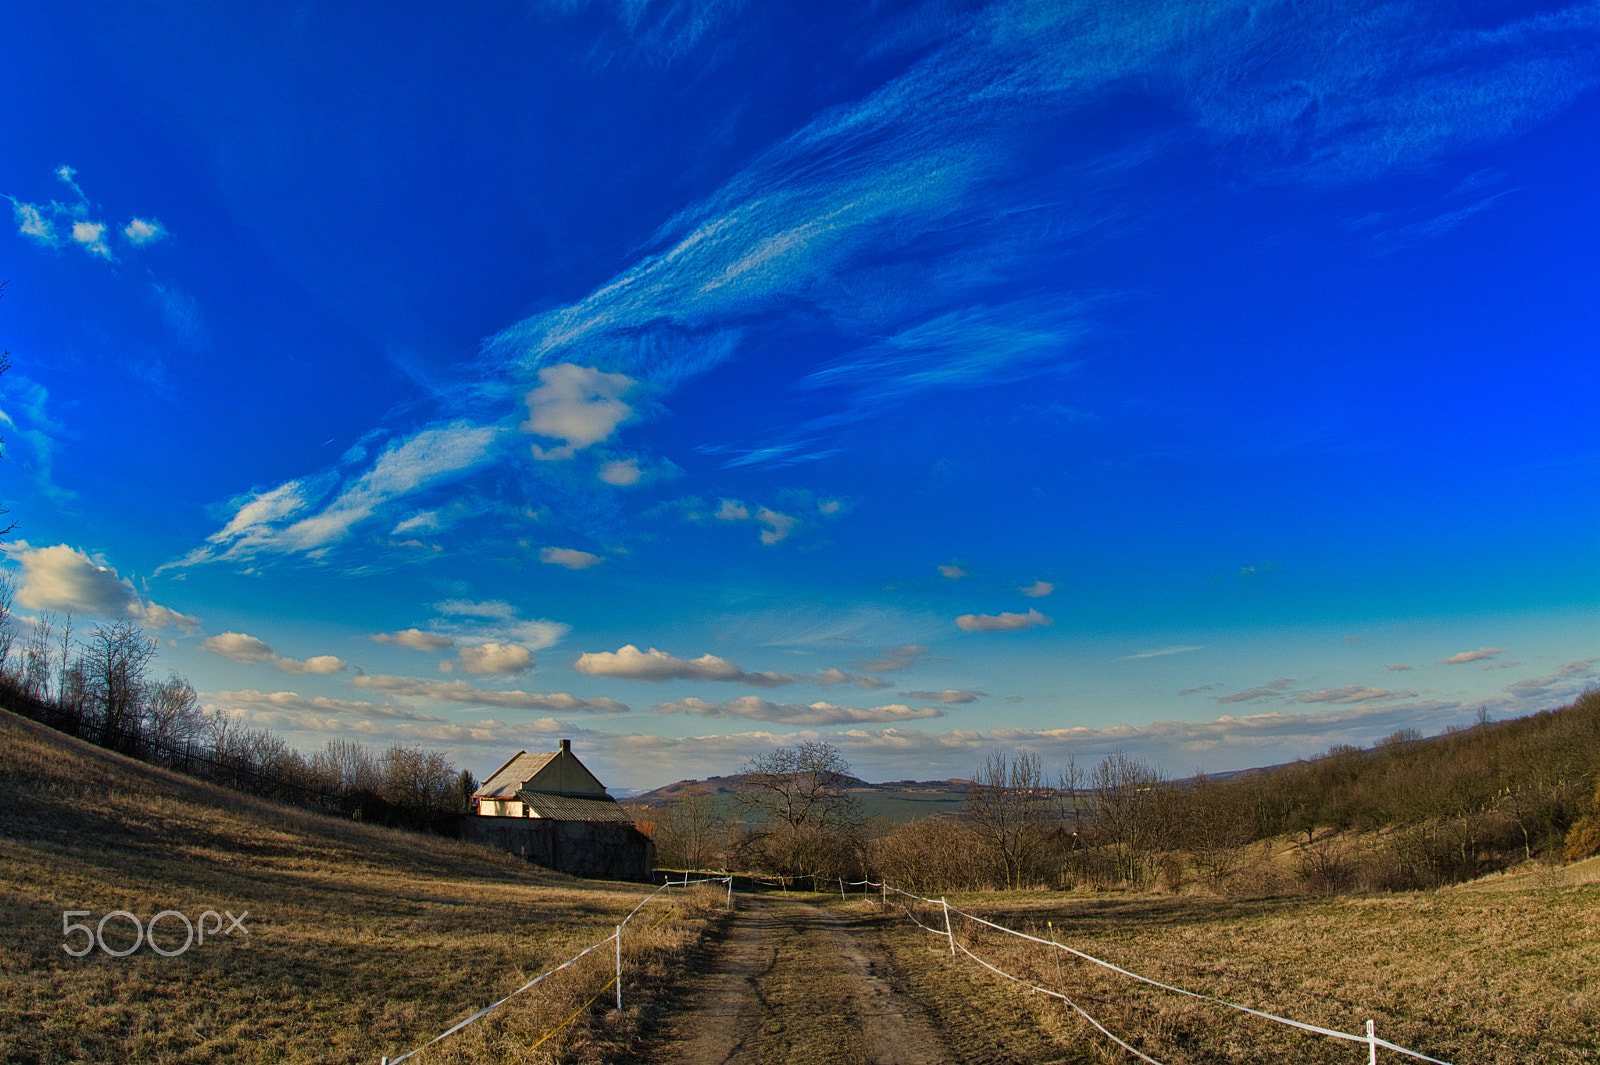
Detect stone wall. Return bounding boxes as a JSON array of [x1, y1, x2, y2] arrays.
[[459, 815, 655, 881]]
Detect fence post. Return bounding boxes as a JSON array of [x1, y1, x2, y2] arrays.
[[942, 897, 955, 956], [839, 877, 846, 901], [881, 879, 887, 906], [726, 875, 733, 911], [615, 926, 623, 1011], [1367, 1019, 1377, 1065]]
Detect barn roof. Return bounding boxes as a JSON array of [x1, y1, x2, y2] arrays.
[[473, 740, 609, 800], [516, 790, 637, 822], [475, 750, 558, 799]]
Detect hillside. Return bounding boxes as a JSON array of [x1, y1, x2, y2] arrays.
[[0, 707, 709, 1064]]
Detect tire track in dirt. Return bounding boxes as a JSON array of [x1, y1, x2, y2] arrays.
[[651, 895, 953, 1065]]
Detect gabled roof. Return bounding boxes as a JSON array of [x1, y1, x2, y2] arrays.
[[473, 742, 609, 799], [476, 750, 557, 799], [516, 790, 636, 822]]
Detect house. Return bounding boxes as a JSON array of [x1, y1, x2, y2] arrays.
[[461, 740, 654, 881]]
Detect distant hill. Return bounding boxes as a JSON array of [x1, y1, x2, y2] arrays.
[[631, 774, 980, 823]]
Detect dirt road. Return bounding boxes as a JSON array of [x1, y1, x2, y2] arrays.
[[644, 894, 1086, 1065], [650, 895, 953, 1065]]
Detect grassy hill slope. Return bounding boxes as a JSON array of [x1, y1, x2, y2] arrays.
[[0, 708, 704, 1064]]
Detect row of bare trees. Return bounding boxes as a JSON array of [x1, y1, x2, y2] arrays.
[[648, 690, 1600, 895], [0, 591, 474, 833]]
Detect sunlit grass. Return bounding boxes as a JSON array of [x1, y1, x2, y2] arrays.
[[0, 708, 718, 1064]]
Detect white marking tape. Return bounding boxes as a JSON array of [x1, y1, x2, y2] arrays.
[[954, 939, 1165, 1065], [938, 899, 1453, 1065], [385, 930, 617, 1064]]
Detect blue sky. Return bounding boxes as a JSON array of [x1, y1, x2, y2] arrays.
[[3, 0, 1597, 791]]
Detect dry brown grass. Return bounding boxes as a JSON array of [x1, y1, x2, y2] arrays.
[[853, 874, 1600, 1064], [0, 709, 720, 1064]]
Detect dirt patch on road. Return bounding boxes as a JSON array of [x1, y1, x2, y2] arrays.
[[642, 894, 1087, 1065], [646, 895, 952, 1065]]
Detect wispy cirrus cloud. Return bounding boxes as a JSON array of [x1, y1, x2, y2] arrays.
[[353, 674, 629, 713], [211, 689, 445, 723], [902, 689, 984, 704], [653, 695, 944, 726], [1439, 647, 1509, 665], [481, 0, 1597, 471], [1117, 645, 1203, 661], [173, 421, 505, 568]]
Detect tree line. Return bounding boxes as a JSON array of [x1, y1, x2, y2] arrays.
[[0, 592, 475, 834], [644, 689, 1600, 895]]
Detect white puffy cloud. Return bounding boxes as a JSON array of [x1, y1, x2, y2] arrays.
[[939, 563, 969, 580], [1439, 647, 1508, 665], [653, 695, 945, 726], [210, 689, 447, 723], [71, 220, 112, 259], [597, 457, 642, 486], [123, 218, 166, 245], [371, 628, 455, 652], [712, 498, 800, 544], [201, 632, 347, 674], [954, 608, 1052, 632], [445, 642, 535, 676], [574, 644, 796, 688], [540, 546, 604, 569], [754, 507, 798, 545], [814, 668, 892, 691], [11, 200, 55, 245], [4, 542, 198, 631], [522, 363, 638, 460], [353, 674, 629, 713], [1019, 580, 1054, 597]]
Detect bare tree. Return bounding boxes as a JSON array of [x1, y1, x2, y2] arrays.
[[20, 611, 55, 699], [1091, 751, 1170, 888], [965, 749, 1057, 889], [655, 785, 725, 868], [0, 572, 15, 673], [82, 619, 157, 746], [734, 741, 864, 880], [142, 673, 205, 750], [734, 740, 863, 832]]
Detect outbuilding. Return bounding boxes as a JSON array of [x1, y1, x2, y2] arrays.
[[461, 740, 654, 881]]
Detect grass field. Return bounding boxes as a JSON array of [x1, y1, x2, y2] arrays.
[[6, 703, 1597, 1064], [851, 871, 1600, 1063], [0, 708, 720, 1064]]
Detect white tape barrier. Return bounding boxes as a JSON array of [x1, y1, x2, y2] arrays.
[[873, 882, 1452, 1065], [382, 875, 733, 1064], [954, 939, 1166, 1065], [382, 930, 617, 1064], [948, 904, 1451, 1064]]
